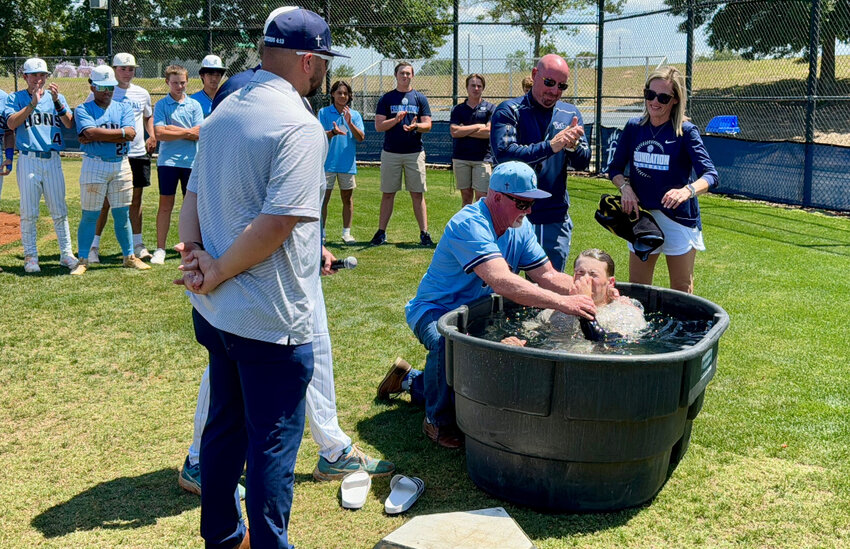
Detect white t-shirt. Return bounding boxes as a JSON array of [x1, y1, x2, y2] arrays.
[[85, 83, 152, 157]]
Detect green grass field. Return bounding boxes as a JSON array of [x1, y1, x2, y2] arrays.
[[1, 159, 849, 548]]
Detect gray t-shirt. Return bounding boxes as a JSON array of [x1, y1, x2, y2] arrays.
[[188, 70, 327, 345]]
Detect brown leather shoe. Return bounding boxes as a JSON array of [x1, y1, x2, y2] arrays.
[[423, 418, 464, 449], [232, 530, 249, 549], [377, 357, 412, 399]]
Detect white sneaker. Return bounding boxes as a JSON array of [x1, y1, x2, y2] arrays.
[[59, 254, 79, 270], [88, 247, 100, 264], [24, 256, 40, 273], [342, 233, 356, 244], [134, 245, 152, 261], [150, 248, 166, 264]]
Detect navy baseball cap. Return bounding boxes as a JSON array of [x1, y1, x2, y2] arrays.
[[489, 162, 551, 199], [263, 7, 348, 58]]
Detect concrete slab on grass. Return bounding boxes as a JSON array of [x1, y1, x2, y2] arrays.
[[374, 507, 535, 549]]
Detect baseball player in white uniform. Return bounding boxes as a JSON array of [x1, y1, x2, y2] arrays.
[[89, 53, 158, 263], [70, 65, 150, 275], [1, 88, 15, 200], [4, 58, 77, 273]]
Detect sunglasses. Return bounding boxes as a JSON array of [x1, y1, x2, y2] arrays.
[[93, 84, 115, 92], [296, 51, 333, 68], [643, 89, 674, 104], [542, 78, 568, 91], [503, 193, 534, 211]]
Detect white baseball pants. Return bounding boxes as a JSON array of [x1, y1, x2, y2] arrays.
[[16, 152, 73, 258], [188, 277, 351, 465]]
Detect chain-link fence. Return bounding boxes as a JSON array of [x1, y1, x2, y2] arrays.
[[1, 0, 848, 210]]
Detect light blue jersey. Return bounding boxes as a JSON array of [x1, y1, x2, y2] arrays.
[[154, 94, 204, 168], [75, 100, 135, 161], [3, 90, 70, 152], [318, 105, 363, 174], [405, 200, 549, 329], [0, 90, 8, 132], [190, 90, 214, 118]]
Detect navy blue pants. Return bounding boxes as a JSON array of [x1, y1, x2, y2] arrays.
[[409, 308, 454, 428], [193, 309, 314, 549]]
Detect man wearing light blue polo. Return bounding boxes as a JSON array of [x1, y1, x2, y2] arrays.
[[377, 161, 596, 449], [152, 64, 203, 265]]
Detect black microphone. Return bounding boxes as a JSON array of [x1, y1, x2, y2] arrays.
[[328, 256, 357, 271]]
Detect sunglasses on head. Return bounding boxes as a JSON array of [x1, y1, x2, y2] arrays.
[[542, 78, 568, 91], [93, 84, 115, 92], [643, 89, 674, 104], [503, 193, 534, 211]]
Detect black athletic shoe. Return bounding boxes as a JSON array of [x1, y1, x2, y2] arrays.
[[370, 230, 387, 246], [419, 231, 434, 247]]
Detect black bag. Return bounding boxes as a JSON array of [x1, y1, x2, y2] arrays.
[[595, 194, 665, 262]]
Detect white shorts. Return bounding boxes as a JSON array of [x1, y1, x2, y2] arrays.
[[628, 209, 705, 257], [79, 156, 133, 211]]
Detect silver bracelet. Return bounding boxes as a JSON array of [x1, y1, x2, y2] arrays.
[[617, 181, 629, 190], [121, 128, 126, 139]]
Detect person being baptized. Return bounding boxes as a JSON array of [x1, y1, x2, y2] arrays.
[[502, 248, 647, 346]]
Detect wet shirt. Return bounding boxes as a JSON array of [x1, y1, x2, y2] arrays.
[[154, 94, 204, 168], [74, 100, 135, 161], [406, 199, 548, 330], [450, 100, 496, 162], [608, 118, 718, 229], [376, 89, 431, 154], [4, 90, 71, 152]]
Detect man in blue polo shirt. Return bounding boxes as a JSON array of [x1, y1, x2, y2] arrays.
[[490, 54, 592, 272], [151, 65, 204, 265], [190, 55, 227, 118], [377, 161, 596, 449], [450, 73, 496, 207], [371, 62, 434, 247]]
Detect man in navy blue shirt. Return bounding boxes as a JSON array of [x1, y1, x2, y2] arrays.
[[490, 54, 591, 272], [371, 62, 434, 247], [450, 73, 496, 207]]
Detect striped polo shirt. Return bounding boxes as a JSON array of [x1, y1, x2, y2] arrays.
[[188, 70, 327, 345]]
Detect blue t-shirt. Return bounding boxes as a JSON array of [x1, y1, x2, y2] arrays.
[[0, 90, 7, 132], [450, 100, 496, 162], [608, 118, 718, 229], [405, 199, 549, 330], [490, 93, 592, 225], [3, 90, 71, 152], [190, 90, 214, 118], [154, 94, 204, 168], [318, 105, 364, 174], [375, 89, 431, 154], [211, 65, 260, 112], [74, 100, 135, 161]]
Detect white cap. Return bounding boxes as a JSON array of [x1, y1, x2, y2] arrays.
[[112, 52, 139, 67], [90, 65, 120, 87], [200, 54, 226, 71], [23, 58, 49, 74], [264, 6, 299, 33]]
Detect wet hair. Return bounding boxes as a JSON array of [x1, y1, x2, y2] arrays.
[[330, 80, 353, 105], [465, 73, 486, 88], [641, 65, 689, 137], [394, 62, 414, 76], [521, 75, 533, 93], [165, 64, 188, 80], [574, 248, 615, 277]]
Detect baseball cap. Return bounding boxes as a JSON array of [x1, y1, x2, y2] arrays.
[[263, 7, 348, 57], [23, 58, 49, 74], [489, 161, 551, 199], [89, 65, 120, 87], [200, 55, 227, 72], [112, 52, 139, 67]]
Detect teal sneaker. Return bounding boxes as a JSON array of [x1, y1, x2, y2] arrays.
[[178, 455, 246, 499], [312, 444, 395, 481]]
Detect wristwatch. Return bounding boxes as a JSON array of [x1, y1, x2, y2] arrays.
[[687, 183, 696, 198]]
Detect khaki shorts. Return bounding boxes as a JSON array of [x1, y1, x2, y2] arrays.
[[452, 159, 492, 194], [380, 150, 427, 193], [325, 172, 356, 191], [80, 156, 133, 210]]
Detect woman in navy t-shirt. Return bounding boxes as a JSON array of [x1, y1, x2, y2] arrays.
[[608, 66, 718, 294]]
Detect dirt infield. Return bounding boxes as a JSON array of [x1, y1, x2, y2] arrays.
[[0, 212, 20, 247]]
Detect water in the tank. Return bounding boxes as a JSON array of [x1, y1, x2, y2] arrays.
[[474, 302, 714, 355]]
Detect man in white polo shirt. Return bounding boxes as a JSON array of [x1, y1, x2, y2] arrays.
[[175, 8, 348, 549]]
